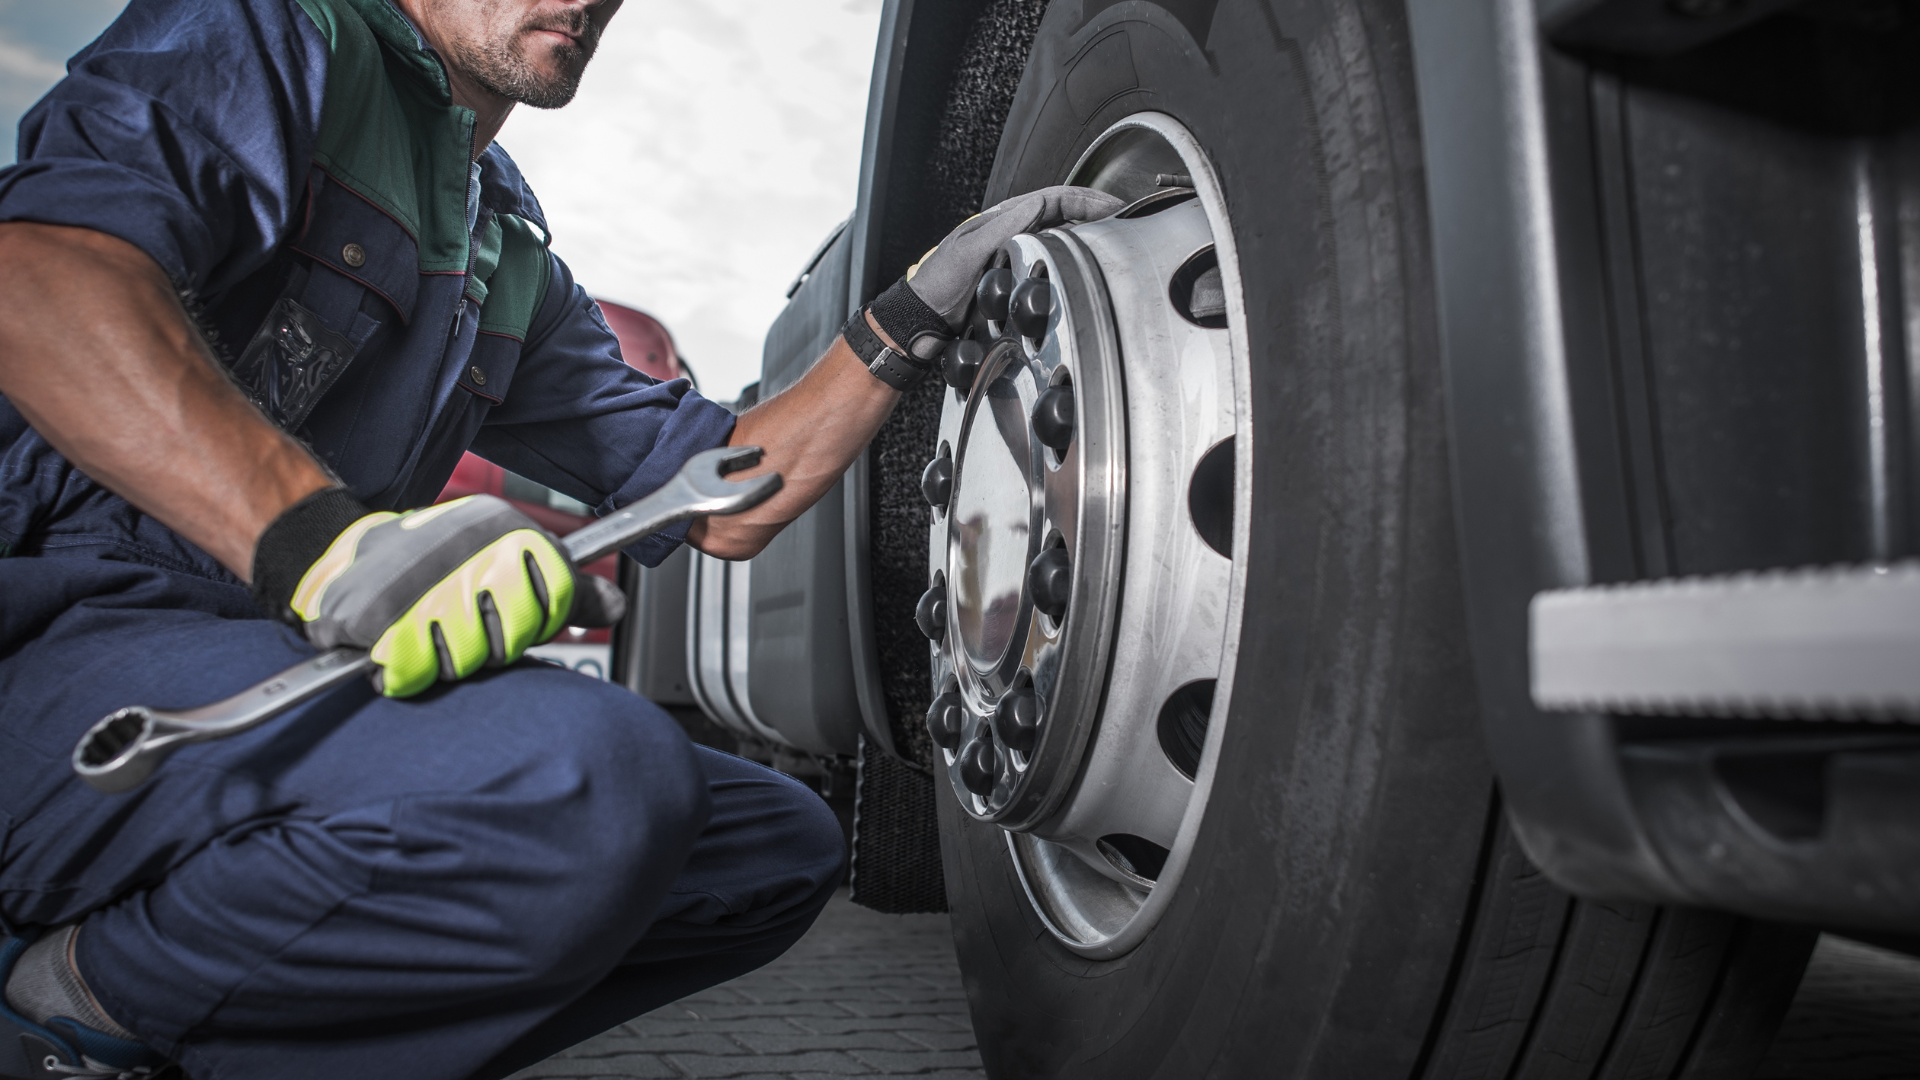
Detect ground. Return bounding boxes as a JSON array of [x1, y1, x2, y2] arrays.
[[509, 890, 983, 1080], [1758, 936, 1920, 1080], [514, 889, 1920, 1080]]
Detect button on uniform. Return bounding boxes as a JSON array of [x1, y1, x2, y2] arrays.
[[469, 366, 487, 386], [341, 242, 367, 268]]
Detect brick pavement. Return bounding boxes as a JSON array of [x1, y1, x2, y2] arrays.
[[510, 890, 984, 1080], [518, 896, 1920, 1080], [1757, 936, 1920, 1080]]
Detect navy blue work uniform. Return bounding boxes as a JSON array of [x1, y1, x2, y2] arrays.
[[0, 1, 846, 1077]]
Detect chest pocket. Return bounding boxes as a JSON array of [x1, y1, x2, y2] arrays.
[[235, 170, 420, 432]]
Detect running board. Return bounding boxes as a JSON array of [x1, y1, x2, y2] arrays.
[[1530, 563, 1920, 720]]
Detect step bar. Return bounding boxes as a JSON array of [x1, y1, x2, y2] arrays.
[[1531, 563, 1920, 721]]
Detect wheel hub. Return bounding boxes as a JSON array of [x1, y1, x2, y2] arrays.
[[919, 112, 1250, 957], [950, 371, 1038, 673]]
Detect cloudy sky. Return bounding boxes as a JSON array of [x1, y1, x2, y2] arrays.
[[0, 0, 882, 401]]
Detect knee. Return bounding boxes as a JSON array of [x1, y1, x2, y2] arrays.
[[702, 750, 848, 917], [531, 681, 714, 890], [401, 670, 713, 931], [766, 772, 848, 906]]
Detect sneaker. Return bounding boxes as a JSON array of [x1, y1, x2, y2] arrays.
[[0, 934, 168, 1080]]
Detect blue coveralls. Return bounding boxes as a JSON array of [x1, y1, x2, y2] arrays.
[[0, 2, 847, 1078]]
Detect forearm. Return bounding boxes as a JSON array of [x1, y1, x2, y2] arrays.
[[0, 223, 333, 577], [688, 332, 899, 559]]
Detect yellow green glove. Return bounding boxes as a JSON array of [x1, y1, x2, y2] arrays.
[[289, 495, 585, 697]]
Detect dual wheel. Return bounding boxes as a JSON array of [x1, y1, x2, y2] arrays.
[[899, 1, 1816, 1077]]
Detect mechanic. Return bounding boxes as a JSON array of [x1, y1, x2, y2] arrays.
[[0, 0, 1122, 1077]]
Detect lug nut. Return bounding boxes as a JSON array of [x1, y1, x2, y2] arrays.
[[915, 583, 947, 642], [942, 337, 984, 392], [921, 452, 953, 509], [1010, 277, 1052, 339], [976, 267, 1013, 324], [1031, 385, 1074, 451], [959, 736, 998, 795], [994, 686, 1041, 755], [1027, 547, 1071, 620], [927, 685, 965, 750]]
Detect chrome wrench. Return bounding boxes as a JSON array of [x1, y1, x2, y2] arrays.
[[72, 445, 781, 794]]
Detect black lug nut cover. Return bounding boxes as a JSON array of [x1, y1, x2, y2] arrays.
[[994, 687, 1041, 755], [926, 687, 965, 751], [958, 737, 998, 795], [915, 584, 947, 642], [942, 337, 984, 392], [1031, 385, 1075, 451], [1009, 277, 1053, 339], [1027, 547, 1072, 620], [921, 453, 953, 509], [976, 268, 1013, 324]]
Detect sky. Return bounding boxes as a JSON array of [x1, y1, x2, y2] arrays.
[[0, 0, 883, 401]]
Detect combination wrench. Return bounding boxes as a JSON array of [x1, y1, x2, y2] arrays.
[[71, 444, 781, 794]]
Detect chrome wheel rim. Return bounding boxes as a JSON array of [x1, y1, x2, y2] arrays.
[[923, 113, 1252, 958]]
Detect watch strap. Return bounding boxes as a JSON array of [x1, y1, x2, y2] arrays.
[[843, 309, 931, 391]]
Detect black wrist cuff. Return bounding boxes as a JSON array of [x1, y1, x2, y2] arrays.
[[250, 486, 371, 621], [868, 278, 950, 361], [843, 310, 933, 391]]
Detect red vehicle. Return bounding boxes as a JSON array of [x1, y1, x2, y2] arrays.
[[436, 300, 690, 675]]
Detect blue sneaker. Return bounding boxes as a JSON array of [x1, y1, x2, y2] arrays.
[[0, 934, 168, 1080]]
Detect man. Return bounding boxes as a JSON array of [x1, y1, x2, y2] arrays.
[[0, 0, 1120, 1077]]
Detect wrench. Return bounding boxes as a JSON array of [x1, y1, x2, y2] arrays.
[[72, 444, 781, 794]]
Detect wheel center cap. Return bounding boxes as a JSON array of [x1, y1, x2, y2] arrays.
[[951, 365, 1038, 672]]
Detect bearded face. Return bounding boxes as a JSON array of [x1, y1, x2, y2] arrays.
[[425, 0, 616, 110]]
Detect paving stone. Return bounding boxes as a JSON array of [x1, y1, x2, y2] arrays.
[[727, 1030, 927, 1055], [564, 1033, 748, 1057], [507, 1053, 680, 1078], [789, 1073, 985, 1080], [727, 986, 907, 1006], [521, 895, 1920, 1080], [516, 890, 976, 1080], [833, 999, 969, 1019], [668, 1050, 873, 1077], [673, 1001, 857, 1021], [1757, 935, 1920, 1080], [621, 1016, 803, 1038], [873, 985, 969, 1005], [896, 1030, 978, 1053], [846, 1049, 987, 1073], [785, 1015, 974, 1036]]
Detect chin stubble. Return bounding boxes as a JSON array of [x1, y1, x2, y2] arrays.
[[449, 12, 600, 110]]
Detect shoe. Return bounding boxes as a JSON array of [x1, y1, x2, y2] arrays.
[[0, 933, 168, 1080]]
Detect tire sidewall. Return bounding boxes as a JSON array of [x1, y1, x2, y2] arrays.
[[941, 1, 1490, 1077]]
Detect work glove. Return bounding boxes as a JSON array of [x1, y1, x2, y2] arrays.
[[252, 489, 625, 697], [907, 186, 1125, 332], [848, 186, 1126, 389]]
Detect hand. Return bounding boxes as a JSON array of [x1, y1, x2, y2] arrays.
[[906, 186, 1126, 331], [290, 495, 624, 697]]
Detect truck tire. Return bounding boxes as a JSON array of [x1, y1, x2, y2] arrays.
[[929, 1, 1817, 1076]]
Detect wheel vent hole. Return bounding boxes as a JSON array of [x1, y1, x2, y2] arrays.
[[1170, 246, 1228, 329], [1098, 834, 1170, 884], [1156, 679, 1216, 781], [1189, 438, 1234, 557]]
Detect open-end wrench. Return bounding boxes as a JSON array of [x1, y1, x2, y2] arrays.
[[72, 445, 781, 794]]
